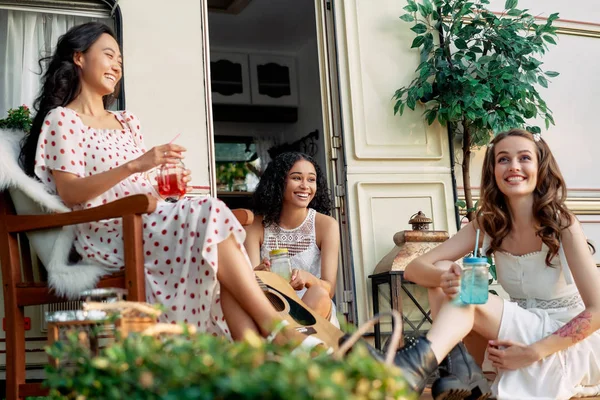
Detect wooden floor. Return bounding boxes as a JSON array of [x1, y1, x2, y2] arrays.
[[418, 387, 600, 400], [419, 388, 433, 399]]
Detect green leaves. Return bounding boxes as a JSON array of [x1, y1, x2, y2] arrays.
[[45, 330, 413, 400], [411, 35, 426, 48], [400, 13, 415, 22], [0, 104, 32, 132], [394, 0, 559, 145], [411, 23, 428, 34]]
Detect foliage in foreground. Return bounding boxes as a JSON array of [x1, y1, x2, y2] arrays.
[[45, 330, 415, 400]]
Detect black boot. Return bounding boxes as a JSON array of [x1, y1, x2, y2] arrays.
[[338, 335, 437, 396], [392, 336, 438, 395], [338, 333, 385, 362], [431, 342, 492, 400]]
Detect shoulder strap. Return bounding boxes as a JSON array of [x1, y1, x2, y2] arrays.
[[481, 232, 492, 256], [558, 243, 575, 285]]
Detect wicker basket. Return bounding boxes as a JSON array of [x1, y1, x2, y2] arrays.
[[46, 301, 161, 367]]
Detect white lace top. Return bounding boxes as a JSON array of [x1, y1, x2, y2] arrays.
[[261, 208, 321, 297], [482, 234, 584, 323]]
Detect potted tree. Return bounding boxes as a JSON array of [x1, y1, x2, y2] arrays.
[[393, 0, 559, 221]]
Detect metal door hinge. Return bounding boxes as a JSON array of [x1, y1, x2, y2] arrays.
[[343, 290, 354, 303], [331, 135, 342, 149], [334, 184, 345, 198]]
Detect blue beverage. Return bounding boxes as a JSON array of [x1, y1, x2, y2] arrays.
[[460, 257, 489, 304]]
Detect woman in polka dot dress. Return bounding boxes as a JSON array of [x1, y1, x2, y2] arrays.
[[20, 22, 303, 343]]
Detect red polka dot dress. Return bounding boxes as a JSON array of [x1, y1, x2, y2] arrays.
[[34, 107, 248, 338]]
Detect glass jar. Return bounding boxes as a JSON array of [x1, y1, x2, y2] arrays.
[[269, 248, 292, 281], [157, 160, 186, 200], [460, 257, 489, 304]]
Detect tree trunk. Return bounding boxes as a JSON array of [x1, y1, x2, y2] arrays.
[[462, 121, 475, 221]]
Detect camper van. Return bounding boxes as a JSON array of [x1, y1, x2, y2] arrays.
[[1, 0, 599, 381]]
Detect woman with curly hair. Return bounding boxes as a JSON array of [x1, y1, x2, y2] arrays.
[[245, 152, 341, 328], [384, 129, 600, 399], [19, 22, 307, 346]]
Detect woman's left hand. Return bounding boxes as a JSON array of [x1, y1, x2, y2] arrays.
[[290, 269, 310, 290], [487, 339, 541, 370]]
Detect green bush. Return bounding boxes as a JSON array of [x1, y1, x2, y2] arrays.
[[45, 330, 415, 399], [0, 104, 32, 132]]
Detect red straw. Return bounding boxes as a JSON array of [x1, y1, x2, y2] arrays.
[[169, 133, 181, 144]]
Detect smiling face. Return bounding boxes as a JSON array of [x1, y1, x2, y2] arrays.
[[74, 33, 122, 96], [283, 159, 317, 208], [493, 136, 539, 199]]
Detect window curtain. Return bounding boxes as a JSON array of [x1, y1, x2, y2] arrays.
[[0, 9, 112, 118]]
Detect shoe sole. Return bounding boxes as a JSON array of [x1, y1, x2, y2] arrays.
[[466, 379, 493, 400], [433, 388, 471, 400]]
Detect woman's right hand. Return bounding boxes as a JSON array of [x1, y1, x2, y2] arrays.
[[439, 262, 462, 298], [127, 143, 187, 173], [253, 258, 271, 272]]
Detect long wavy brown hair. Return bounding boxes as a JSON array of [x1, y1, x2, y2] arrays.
[[476, 129, 572, 266]]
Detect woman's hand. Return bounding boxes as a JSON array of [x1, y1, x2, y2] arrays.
[[487, 340, 541, 370], [183, 168, 193, 192], [253, 258, 271, 272], [127, 143, 186, 174], [290, 269, 313, 290], [439, 262, 462, 298]]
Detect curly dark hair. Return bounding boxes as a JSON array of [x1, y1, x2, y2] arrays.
[[252, 152, 332, 226], [477, 129, 572, 266], [20, 22, 120, 177]]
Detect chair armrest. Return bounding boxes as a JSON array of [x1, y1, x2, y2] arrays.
[[231, 208, 254, 226], [5, 194, 157, 233]]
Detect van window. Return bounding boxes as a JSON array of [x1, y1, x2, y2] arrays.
[[0, 1, 120, 117]]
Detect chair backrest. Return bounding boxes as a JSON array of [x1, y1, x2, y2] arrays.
[[231, 208, 254, 226], [7, 188, 64, 271]]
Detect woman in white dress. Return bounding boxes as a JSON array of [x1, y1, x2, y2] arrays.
[[389, 129, 600, 399], [244, 152, 341, 330]]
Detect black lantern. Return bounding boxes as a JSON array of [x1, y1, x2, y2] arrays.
[[369, 211, 448, 350]]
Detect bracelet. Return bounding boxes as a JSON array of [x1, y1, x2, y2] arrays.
[[266, 319, 290, 343]]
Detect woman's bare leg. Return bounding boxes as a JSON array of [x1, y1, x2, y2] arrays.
[[301, 285, 332, 319], [426, 294, 504, 363], [221, 286, 260, 340], [216, 235, 304, 344]]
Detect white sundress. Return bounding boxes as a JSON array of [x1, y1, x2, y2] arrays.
[[481, 234, 600, 399], [260, 208, 340, 328], [34, 106, 251, 339]]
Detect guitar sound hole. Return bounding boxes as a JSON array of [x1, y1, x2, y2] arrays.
[[266, 293, 285, 311]]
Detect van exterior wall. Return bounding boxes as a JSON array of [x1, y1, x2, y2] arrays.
[[119, 0, 211, 192], [332, 0, 457, 324]]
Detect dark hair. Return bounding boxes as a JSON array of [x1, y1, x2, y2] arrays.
[[477, 129, 572, 266], [252, 152, 332, 226], [20, 22, 120, 176]]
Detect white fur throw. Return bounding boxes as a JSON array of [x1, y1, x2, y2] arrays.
[[0, 128, 115, 299]]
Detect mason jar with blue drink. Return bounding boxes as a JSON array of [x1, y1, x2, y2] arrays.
[[460, 257, 489, 304]]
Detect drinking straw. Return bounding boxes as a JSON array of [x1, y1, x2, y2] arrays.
[[470, 228, 481, 303], [169, 133, 181, 144]]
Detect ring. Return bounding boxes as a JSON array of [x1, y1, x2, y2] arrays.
[[163, 151, 167, 157]]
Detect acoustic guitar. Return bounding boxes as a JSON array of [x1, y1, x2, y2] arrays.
[[255, 271, 344, 350]]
